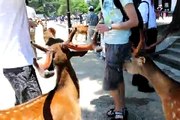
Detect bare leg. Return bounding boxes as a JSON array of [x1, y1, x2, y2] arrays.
[[110, 82, 125, 112]]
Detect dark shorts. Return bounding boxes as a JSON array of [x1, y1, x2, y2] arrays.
[[103, 43, 131, 91], [3, 65, 42, 105]]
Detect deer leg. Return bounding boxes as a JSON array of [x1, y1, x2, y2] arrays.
[[31, 42, 55, 78]]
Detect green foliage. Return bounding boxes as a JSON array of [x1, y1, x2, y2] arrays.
[[29, 0, 100, 16], [71, 0, 88, 14]]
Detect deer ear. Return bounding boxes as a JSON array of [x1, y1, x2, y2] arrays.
[[137, 57, 146, 66]]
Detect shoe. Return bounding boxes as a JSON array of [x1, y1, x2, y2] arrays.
[[138, 85, 155, 93], [99, 56, 105, 61], [94, 46, 103, 52], [106, 108, 115, 117], [107, 107, 128, 120], [110, 111, 123, 120]]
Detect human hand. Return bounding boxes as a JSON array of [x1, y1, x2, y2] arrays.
[[96, 24, 109, 33]]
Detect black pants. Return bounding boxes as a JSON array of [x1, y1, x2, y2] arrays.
[[132, 28, 157, 90], [145, 28, 158, 53]]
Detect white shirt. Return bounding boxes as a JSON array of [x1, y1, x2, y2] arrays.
[[0, 0, 35, 68], [138, 0, 157, 29], [26, 5, 37, 20], [101, 0, 132, 44]]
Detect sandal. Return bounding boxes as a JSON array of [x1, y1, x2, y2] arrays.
[[106, 108, 115, 117], [111, 111, 123, 120], [107, 107, 128, 120]]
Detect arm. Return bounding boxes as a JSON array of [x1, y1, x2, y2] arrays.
[[96, 3, 138, 33], [112, 3, 139, 30]]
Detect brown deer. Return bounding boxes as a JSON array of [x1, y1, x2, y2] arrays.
[[72, 24, 88, 41], [0, 28, 89, 120], [123, 54, 180, 120]]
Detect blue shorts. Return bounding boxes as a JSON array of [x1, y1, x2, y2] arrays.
[[103, 43, 131, 90]]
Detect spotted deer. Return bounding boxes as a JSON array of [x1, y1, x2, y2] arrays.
[[123, 55, 180, 120], [0, 28, 92, 120]]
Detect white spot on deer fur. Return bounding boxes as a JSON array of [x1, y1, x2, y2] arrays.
[[177, 108, 180, 111], [13, 110, 18, 113], [20, 107, 24, 110], [5, 111, 10, 114], [172, 112, 176, 119], [171, 103, 174, 109]]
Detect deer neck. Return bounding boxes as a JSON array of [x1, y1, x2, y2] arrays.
[[140, 62, 177, 98], [55, 62, 80, 99]]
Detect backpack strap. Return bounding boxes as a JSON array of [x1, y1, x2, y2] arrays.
[[141, 1, 150, 27], [113, 0, 129, 21]]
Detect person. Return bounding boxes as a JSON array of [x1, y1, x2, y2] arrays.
[[86, 6, 99, 43], [96, 0, 139, 119], [79, 13, 83, 24], [26, 0, 37, 21], [26, 0, 38, 58], [98, 10, 106, 60], [0, 0, 42, 105], [131, 0, 157, 93]]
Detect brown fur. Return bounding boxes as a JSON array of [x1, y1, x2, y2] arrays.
[[43, 27, 56, 44], [72, 24, 88, 40], [0, 29, 87, 120], [123, 55, 180, 120]]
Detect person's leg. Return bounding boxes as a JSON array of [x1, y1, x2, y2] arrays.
[[146, 28, 158, 53], [87, 26, 95, 43], [22, 65, 42, 102], [110, 82, 125, 111], [3, 65, 42, 105], [104, 43, 130, 119]]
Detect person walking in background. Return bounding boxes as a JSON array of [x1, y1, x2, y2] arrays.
[[98, 9, 106, 60], [26, 0, 38, 58], [86, 6, 99, 43], [96, 0, 139, 119], [131, 0, 157, 93], [0, 0, 42, 105]]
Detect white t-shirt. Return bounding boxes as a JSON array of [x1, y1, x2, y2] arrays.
[[0, 0, 35, 68], [26, 6, 37, 20], [101, 0, 132, 44], [138, 0, 157, 29]]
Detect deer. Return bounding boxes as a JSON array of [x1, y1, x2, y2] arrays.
[[72, 24, 88, 41], [0, 28, 101, 120], [123, 54, 180, 120]]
